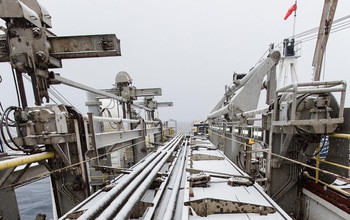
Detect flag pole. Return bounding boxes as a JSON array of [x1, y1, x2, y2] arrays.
[[292, 0, 297, 38]]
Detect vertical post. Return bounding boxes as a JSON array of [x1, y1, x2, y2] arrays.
[[85, 92, 102, 133], [245, 143, 252, 174], [15, 70, 28, 108], [267, 90, 278, 194], [131, 122, 147, 163], [0, 188, 20, 219], [87, 113, 99, 166], [315, 143, 321, 183], [223, 123, 227, 152], [292, 0, 297, 38]]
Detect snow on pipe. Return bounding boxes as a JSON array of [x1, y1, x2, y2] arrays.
[[162, 140, 188, 220], [112, 136, 184, 220], [60, 147, 168, 219], [77, 135, 183, 220], [85, 116, 159, 124], [142, 141, 186, 220], [85, 115, 140, 124], [144, 120, 160, 124], [77, 151, 162, 220], [235, 107, 269, 119]]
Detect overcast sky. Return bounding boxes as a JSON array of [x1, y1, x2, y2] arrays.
[[0, 0, 350, 126]]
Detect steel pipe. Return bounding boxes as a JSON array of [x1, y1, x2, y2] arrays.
[[77, 150, 162, 220], [142, 141, 185, 220], [77, 135, 182, 220], [112, 136, 183, 220], [276, 80, 346, 93], [286, 87, 345, 94], [144, 120, 159, 124], [162, 140, 188, 220], [235, 107, 269, 118], [208, 105, 230, 119], [0, 152, 54, 170], [59, 151, 160, 220], [86, 116, 140, 124]]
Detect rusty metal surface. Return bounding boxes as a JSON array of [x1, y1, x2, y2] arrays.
[[303, 179, 350, 214], [185, 137, 292, 219], [188, 172, 211, 187], [0, 0, 41, 27], [191, 154, 224, 161], [20, 0, 52, 27], [227, 177, 254, 187], [48, 34, 121, 59], [184, 198, 276, 217], [0, 36, 8, 61]]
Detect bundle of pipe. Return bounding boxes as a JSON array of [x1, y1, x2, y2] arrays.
[[156, 140, 188, 220], [77, 134, 183, 220], [110, 137, 185, 219]]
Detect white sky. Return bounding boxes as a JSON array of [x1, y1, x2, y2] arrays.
[[0, 0, 350, 126]]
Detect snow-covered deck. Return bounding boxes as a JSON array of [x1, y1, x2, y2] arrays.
[[184, 137, 291, 219]]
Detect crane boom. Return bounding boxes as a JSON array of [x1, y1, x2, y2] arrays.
[[312, 0, 338, 81]]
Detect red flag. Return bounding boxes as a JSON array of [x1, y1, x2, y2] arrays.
[[284, 3, 297, 20]]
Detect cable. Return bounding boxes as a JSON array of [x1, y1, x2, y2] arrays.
[[22, 74, 84, 114], [0, 136, 3, 153], [291, 14, 350, 40], [297, 22, 350, 43], [0, 101, 4, 114], [50, 86, 76, 107], [0, 103, 3, 152], [22, 74, 59, 105], [0, 106, 21, 151]]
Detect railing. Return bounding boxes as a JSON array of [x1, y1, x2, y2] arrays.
[[208, 127, 350, 197], [311, 133, 350, 195]]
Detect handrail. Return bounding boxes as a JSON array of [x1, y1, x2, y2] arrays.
[[0, 152, 55, 171], [210, 130, 350, 197], [304, 173, 350, 197]]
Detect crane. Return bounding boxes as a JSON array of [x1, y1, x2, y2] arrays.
[[312, 0, 338, 81]]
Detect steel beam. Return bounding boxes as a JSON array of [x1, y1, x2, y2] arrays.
[[95, 129, 142, 149], [48, 34, 121, 59], [89, 116, 139, 124], [135, 88, 162, 97], [312, 0, 339, 81], [94, 128, 161, 148], [156, 102, 173, 108], [0, 0, 41, 27]]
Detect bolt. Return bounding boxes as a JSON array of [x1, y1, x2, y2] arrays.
[[36, 51, 46, 62], [8, 30, 17, 38], [32, 27, 42, 38]]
